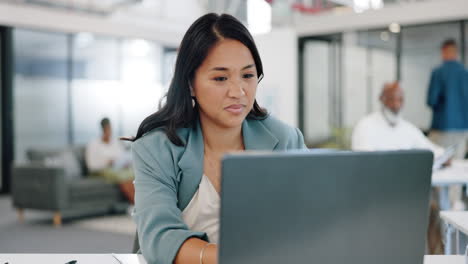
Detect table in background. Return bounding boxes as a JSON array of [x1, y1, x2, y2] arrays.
[[440, 211, 468, 255], [432, 160, 468, 210]]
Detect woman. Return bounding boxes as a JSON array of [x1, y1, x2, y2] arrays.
[[131, 13, 306, 264]]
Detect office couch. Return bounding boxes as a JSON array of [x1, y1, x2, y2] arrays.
[[11, 146, 128, 226]]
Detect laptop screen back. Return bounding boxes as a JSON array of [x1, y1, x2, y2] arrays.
[[219, 150, 433, 264]]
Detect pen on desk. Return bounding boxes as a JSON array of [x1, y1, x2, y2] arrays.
[[112, 253, 124, 264], [64, 260, 77, 264]]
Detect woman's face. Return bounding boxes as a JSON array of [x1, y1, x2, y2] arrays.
[[193, 39, 258, 130]]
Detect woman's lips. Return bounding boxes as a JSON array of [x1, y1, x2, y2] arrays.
[[225, 104, 245, 114]]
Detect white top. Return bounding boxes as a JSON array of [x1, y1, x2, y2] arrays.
[[182, 174, 221, 244], [85, 138, 124, 172], [352, 111, 444, 157]]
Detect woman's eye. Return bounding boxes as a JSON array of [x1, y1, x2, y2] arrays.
[[243, 73, 255, 79], [214, 77, 228, 82]]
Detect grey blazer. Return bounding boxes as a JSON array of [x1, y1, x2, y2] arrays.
[[131, 115, 306, 264]]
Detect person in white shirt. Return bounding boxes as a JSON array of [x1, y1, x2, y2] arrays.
[[352, 82, 444, 156], [86, 118, 134, 203], [352, 82, 451, 254]]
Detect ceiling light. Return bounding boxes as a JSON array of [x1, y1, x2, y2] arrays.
[[75, 33, 95, 49], [389, 23, 401, 33]]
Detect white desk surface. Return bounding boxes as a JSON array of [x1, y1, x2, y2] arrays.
[[0, 254, 464, 264], [424, 255, 465, 264], [0, 254, 147, 264], [432, 160, 468, 185], [441, 211, 468, 235]]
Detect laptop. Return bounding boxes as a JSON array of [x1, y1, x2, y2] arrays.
[[219, 150, 433, 264]]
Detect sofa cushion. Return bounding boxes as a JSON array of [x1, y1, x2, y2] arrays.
[[68, 178, 121, 202], [27, 148, 83, 180], [27, 149, 61, 163], [71, 146, 89, 176]]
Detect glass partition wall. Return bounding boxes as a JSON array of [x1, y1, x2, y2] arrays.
[[301, 37, 339, 145], [13, 28, 172, 163], [13, 30, 69, 163]]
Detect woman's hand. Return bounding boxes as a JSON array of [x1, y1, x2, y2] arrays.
[[174, 238, 218, 264]]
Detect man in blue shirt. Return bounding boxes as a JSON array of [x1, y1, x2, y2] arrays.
[[427, 39, 468, 211]]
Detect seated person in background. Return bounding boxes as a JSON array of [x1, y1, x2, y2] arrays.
[[352, 81, 446, 254], [86, 117, 134, 204], [352, 81, 444, 157]]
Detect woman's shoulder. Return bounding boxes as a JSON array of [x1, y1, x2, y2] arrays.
[[132, 127, 190, 157], [250, 115, 305, 148], [257, 115, 299, 135]]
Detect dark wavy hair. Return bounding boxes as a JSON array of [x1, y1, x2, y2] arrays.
[[130, 13, 267, 146]]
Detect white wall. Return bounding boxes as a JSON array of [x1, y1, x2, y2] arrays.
[[342, 32, 368, 129], [254, 28, 298, 127], [400, 55, 434, 129], [303, 41, 331, 142], [369, 48, 396, 113]]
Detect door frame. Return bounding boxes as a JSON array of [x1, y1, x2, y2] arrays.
[[298, 34, 343, 145], [0, 26, 14, 194]]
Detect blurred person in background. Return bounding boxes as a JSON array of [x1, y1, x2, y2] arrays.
[[352, 81, 446, 254], [86, 117, 134, 204], [427, 39, 468, 211], [352, 81, 444, 157]]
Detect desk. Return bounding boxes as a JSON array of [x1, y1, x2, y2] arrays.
[[0, 254, 464, 264], [441, 211, 468, 255], [424, 255, 465, 264], [432, 160, 468, 210], [0, 254, 147, 264]]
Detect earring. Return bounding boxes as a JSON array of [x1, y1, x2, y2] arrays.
[[189, 82, 194, 95], [189, 82, 196, 108]]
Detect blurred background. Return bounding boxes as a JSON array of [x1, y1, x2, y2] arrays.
[[0, 0, 467, 254]]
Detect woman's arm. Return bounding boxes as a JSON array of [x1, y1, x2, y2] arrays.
[[132, 138, 208, 264], [293, 127, 307, 149], [174, 238, 218, 264]]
